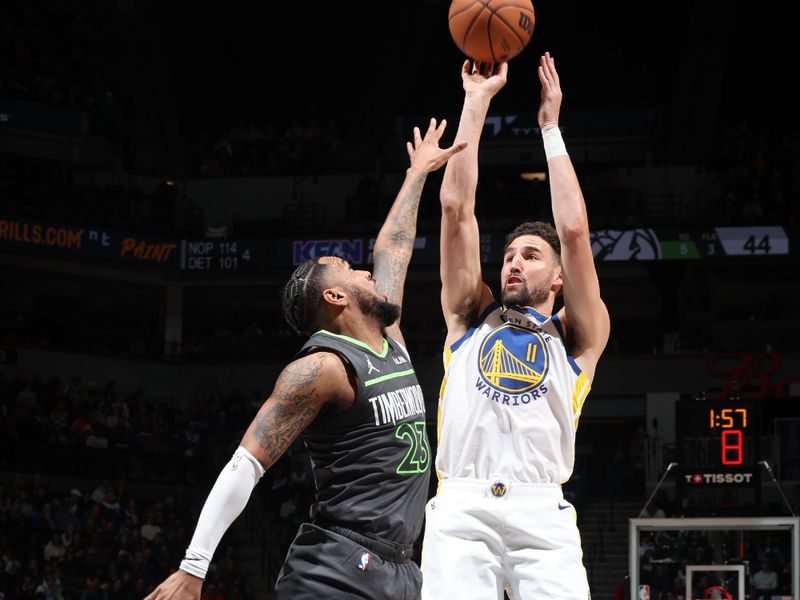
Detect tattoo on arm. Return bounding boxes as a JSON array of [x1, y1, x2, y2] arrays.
[[389, 177, 424, 228], [373, 249, 408, 306], [385, 178, 424, 243], [374, 177, 425, 304], [252, 355, 327, 463]]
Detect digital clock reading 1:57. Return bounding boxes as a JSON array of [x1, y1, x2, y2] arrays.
[[707, 408, 748, 465], [676, 399, 759, 469], [708, 407, 747, 428]]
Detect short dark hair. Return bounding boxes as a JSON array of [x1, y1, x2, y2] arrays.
[[281, 259, 331, 337], [504, 221, 561, 261]]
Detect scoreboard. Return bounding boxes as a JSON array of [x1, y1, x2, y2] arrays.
[[590, 226, 790, 261], [658, 226, 789, 259], [0, 214, 793, 273], [179, 240, 258, 271]]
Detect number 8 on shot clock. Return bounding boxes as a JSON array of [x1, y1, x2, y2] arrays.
[[675, 396, 762, 514]]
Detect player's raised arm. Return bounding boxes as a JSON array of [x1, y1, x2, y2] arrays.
[[372, 117, 466, 347], [439, 61, 507, 346], [538, 52, 609, 381], [144, 351, 353, 600]]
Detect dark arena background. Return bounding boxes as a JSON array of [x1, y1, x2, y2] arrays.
[[1, 1, 799, 599]]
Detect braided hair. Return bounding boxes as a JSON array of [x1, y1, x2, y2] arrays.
[[281, 258, 330, 337]]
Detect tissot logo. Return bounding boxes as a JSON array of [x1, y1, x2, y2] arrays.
[[686, 472, 754, 485]]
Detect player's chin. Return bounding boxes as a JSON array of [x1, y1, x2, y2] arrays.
[[501, 288, 527, 307]]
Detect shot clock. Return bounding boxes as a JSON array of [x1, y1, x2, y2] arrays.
[[676, 398, 760, 470], [675, 397, 762, 514], [707, 406, 749, 465]]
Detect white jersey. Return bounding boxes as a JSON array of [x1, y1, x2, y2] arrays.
[[435, 302, 590, 485]]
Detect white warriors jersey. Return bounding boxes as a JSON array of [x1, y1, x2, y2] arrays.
[[435, 302, 591, 485]]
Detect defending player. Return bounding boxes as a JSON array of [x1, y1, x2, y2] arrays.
[[145, 118, 466, 600]]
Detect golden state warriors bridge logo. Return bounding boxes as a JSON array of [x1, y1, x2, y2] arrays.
[[476, 324, 549, 404]]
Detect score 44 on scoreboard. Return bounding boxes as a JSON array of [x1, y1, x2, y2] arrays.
[[675, 398, 761, 489]]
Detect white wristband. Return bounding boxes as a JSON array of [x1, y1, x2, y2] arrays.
[[179, 446, 265, 579], [542, 126, 567, 161]]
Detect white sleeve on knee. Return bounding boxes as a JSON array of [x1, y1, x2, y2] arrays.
[[179, 445, 265, 578]]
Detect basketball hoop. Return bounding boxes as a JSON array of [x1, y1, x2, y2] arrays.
[[702, 585, 733, 600]]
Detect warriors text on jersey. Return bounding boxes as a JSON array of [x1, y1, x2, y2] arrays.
[[297, 330, 431, 545], [435, 303, 590, 484]]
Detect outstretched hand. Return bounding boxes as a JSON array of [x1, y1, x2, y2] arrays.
[[143, 569, 203, 600], [406, 118, 468, 175], [537, 51, 563, 130], [460, 59, 508, 98]]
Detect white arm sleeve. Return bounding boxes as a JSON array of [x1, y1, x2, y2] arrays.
[[179, 445, 265, 578]]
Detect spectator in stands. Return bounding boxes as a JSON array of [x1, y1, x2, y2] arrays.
[[101, 487, 122, 518], [16, 574, 38, 598], [31, 501, 61, 532], [90, 480, 112, 504], [1, 546, 23, 584], [760, 533, 785, 562], [752, 559, 778, 599], [140, 511, 163, 542], [80, 574, 108, 600], [15, 382, 38, 412], [46, 400, 70, 446], [71, 413, 94, 447], [35, 570, 64, 600], [43, 532, 67, 563], [86, 424, 110, 449]]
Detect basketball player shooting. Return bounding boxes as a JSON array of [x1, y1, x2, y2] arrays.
[[143, 118, 465, 600], [420, 53, 610, 599]]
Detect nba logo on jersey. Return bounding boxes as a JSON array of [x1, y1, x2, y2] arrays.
[[478, 324, 549, 394], [358, 552, 371, 571]]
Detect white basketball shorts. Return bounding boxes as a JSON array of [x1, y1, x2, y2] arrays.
[[420, 478, 590, 600]]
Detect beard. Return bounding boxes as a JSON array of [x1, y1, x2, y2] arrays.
[[350, 286, 401, 328], [501, 279, 552, 309]]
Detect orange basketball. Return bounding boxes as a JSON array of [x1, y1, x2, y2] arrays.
[[448, 0, 535, 64]]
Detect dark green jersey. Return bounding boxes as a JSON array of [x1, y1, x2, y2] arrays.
[[296, 329, 431, 545]]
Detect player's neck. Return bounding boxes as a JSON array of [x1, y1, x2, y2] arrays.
[[502, 299, 554, 318], [326, 315, 385, 354]]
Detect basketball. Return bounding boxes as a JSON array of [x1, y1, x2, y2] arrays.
[[448, 0, 535, 64]]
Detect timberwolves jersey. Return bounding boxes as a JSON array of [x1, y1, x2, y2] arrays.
[[435, 303, 590, 485], [297, 329, 431, 545]]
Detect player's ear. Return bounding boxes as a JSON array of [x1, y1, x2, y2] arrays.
[[551, 266, 563, 292], [322, 287, 348, 307]]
